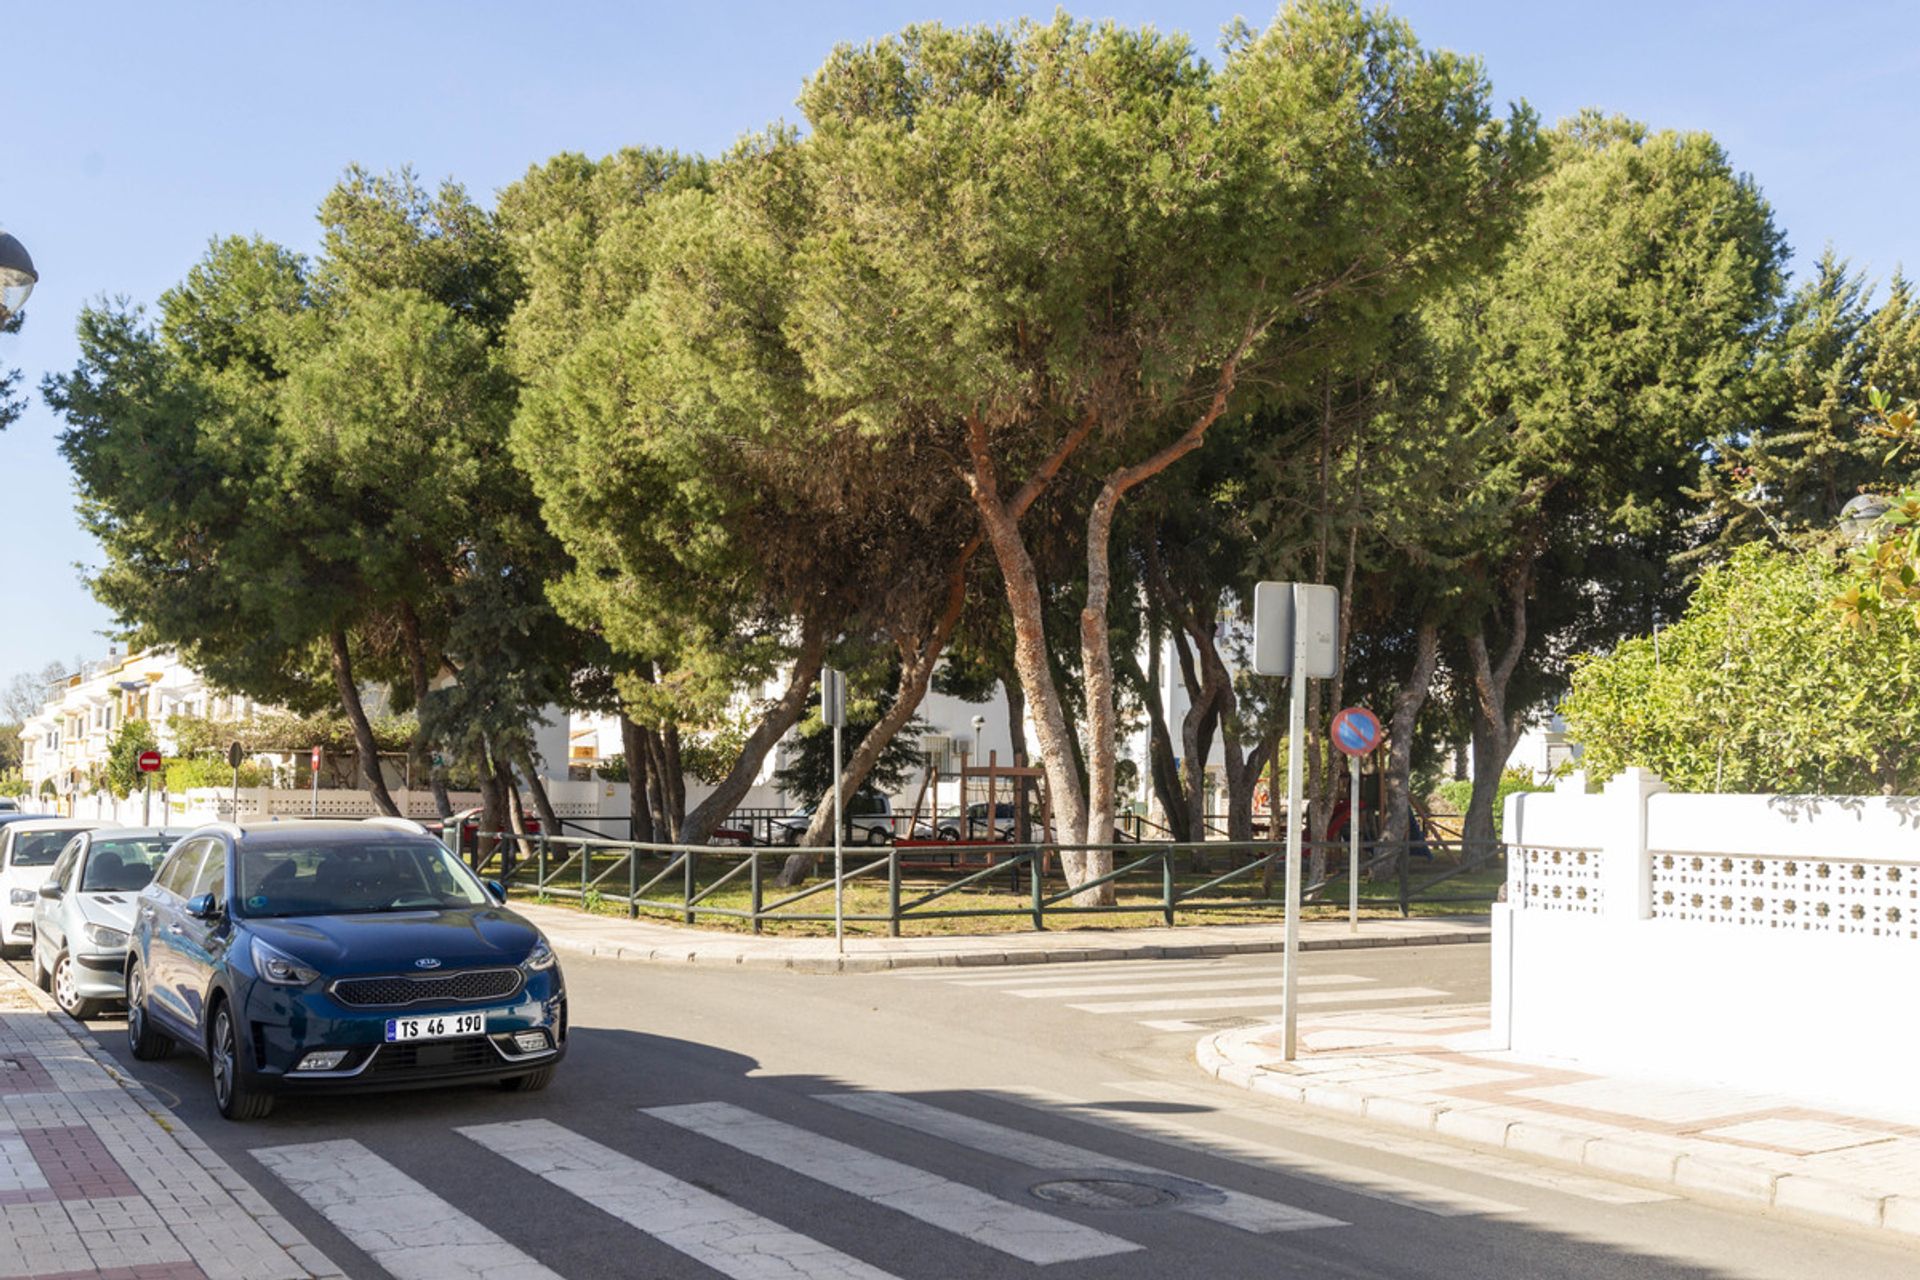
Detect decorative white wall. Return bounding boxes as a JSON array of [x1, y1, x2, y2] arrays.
[[1495, 770, 1920, 1117]]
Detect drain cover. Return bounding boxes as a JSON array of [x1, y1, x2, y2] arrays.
[[1030, 1178, 1178, 1210]]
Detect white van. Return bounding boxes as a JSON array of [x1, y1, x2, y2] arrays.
[[0, 819, 113, 955]]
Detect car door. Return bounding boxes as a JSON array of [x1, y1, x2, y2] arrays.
[[170, 837, 232, 1035], [142, 839, 207, 1029], [33, 835, 84, 970]]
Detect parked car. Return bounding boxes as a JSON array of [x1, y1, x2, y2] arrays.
[[125, 818, 566, 1120], [773, 793, 897, 846], [31, 827, 182, 1018], [936, 802, 1034, 842], [421, 808, 542, 861], [0, 818, 114, 957], [0, 797, 20, 813]]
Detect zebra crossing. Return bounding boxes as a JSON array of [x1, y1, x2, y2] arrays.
[[891, 957, 1452, 1033], [245, 1083, 1674, 1280], [240, 1089, 1422, 1279]]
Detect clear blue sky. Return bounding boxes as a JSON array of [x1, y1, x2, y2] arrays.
[[4, 1, 1916, 687]]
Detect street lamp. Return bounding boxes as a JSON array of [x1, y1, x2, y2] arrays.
[[970, 713, 986, 762], [0, 230, 37, 325], [1838, 494, 1892, 544]]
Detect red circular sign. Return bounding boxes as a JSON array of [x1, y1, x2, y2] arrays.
[[1329, 707, 1383, 757], [136, 750, 163, 773], [311, 746, 324, 771]]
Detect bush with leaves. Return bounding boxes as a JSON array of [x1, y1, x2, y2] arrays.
[[1834, 387, 1920, 632], [1565, 542, 1920, 793], [102, 719, 161, 798]]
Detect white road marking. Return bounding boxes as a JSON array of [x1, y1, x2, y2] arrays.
[[459, 1119, 898, 1280], [1068, 987, 1449, 1014], [1140, 1019, 1214, 1032], [993, 1086, 1520, 1217], [1006, 974, 1374, 999], [251, 1138, 562, 1280], [645, 1102, 1137, 1265], [818, 1092, 1345, 1235], [892, 961, 1271, 984], [1103, 1080, 1677, 1205]]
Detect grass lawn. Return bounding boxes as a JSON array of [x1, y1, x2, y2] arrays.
[[498, 843, 1504, 938]]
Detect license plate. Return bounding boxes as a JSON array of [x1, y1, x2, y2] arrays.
[[385, 1012, 487, 1042]]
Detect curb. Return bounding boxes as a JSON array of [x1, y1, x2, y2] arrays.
[[1194, 1029, 1920, 1244], [540, 924, 1493, 974], [0, 967, 347, 1279]]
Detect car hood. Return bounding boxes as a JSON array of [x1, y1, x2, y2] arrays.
[[76, 893, 141, 934], [246, 907, 543, 977]]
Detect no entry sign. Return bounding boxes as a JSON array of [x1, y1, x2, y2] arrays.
[[1329, 706, 1382, 757], [136, 750, 162, 774]]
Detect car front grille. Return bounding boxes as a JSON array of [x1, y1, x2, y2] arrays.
[[331, 968, 523, 1008], [365, 1037, 501, 1076]]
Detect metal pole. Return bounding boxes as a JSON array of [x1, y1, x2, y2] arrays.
[[628, 843, 638, 919], [1281, 590, 1308, 1062], [1349, 754, 1361, 933], [143, 777, 151, 827], [833, 715, 845, 954], [311, 752, 320, 818], [232, 766, 241, 822], [888, 847, 901, 938]]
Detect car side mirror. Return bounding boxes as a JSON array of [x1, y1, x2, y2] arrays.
[[185, 892, 221, 920], [485, 879, 507, 905], [37, 882, 62, 900]]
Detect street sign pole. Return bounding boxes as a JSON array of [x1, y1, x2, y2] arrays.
[[310, 746, 323, 817], [227, 741, 244, 822], [1281, 589, 1308, 1062], [1350, 754, 1361, 933], [143, 776, 151, 827]]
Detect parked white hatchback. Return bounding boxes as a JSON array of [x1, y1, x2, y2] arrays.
[[32, 828, 181, 1018], [0, 819, 114, 956]]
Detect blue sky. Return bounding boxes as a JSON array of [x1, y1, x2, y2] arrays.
[[3, 1, 1916, 686]]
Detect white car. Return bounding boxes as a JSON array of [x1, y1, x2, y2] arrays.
[[0, 819, 114, 956]]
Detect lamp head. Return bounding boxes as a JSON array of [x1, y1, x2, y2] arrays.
[[0, 230, 37, 322]]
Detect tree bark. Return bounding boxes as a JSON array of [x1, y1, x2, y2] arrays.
[[618, 711, 655, 845], [475, 741, 506, 868], [1383, 621, 1441, 845], [1122, 637, 1186, 839], [1462, 565, 1534, 846], [515, 745, 562, 841], [659, 724, 686, 835], [329, 624, 399, 816], [679, 617, 830, 846], [496, 750, 533, 863], [397, 602, 452, 818]]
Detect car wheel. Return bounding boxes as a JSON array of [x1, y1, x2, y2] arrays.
[[52, 953, 101, 1021], [125, 961, 175, 1061], [939, 828, 959, 842], [210, 1003, 274, 1121], [501, 1065, 556, 1093]]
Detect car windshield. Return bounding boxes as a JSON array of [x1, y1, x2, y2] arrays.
[[12, 830, 83, 867], [81, 837, 174, 892], [236, 839, 491, 918]]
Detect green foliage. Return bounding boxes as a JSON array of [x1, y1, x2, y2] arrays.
[[167, 710, 414, 757], [773, 691, 929, 807], [102, 719, 160, 798], [677, 707, 758, 786], [1834, 387, 1920, 633], [0, 771, 28, 798], [1433, 769, 1542, 839], [1563, 543, 1920, 793], [38, 777, 55, 798], [164, 756, 269, 791]]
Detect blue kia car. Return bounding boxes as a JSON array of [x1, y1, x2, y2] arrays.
[[125, 819, 566, 1120]]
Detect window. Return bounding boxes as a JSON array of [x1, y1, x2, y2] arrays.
[[237, 839, 489, 918], [189, 842, 228, 902], [155, 841, 208, 897], [81, 838, 174, 893], [10, 829, 84, 868], [48, 837, 83, 891]]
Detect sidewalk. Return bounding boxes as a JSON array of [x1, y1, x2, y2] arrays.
[[0, 966, 341, 1280], [1197, 1005, 1920, 1243], [516, 903, 1491, 973]]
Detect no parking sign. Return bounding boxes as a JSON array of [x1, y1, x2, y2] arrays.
[[1329, 706, 1382, 757]]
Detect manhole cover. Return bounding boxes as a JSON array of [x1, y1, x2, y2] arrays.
[[1030, 1178, 1178, 1210]]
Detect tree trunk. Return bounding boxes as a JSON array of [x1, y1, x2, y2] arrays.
[[660, 724, 686, 835], [679, 618, 830, 846], [1002, 668, 1029, 771], [497, 751, 533, 863], [1124, 637, 1186, 839], [642, 727, 672, 840], [515, 745, 562, 841], [1383, 621, 1441, 845], [618, 711, 655, 845], [1462, 565, 1534, 847], [1224, 738, 1271, 845], [397, 603, 452, 818], [329, 624, 399, 816], [476, 736, 506, 869]]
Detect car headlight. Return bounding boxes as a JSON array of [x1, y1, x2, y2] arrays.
[[523, 939, 558, 972], [8, 889, 33, 905], [82, 923, 128, 949], [251, 937, 320, 986]]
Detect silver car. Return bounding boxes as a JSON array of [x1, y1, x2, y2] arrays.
[[31, 828, 182, 1018]]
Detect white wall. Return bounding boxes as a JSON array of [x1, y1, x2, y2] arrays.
[[1496, 770, 1920, 1118]]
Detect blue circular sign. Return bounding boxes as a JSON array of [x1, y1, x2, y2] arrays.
[[1330, 706, 1383, 757]]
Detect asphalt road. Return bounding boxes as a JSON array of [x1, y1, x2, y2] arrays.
[[16, 942, 1918, 1279]]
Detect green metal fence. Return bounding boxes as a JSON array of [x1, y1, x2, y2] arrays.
[[456, 830, 1503, 935]]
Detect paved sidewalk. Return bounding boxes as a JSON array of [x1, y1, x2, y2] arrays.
[[1198, 1005, 1920, 1244], [0, 967, 341, 1280], [516, 902, 1491, 973]]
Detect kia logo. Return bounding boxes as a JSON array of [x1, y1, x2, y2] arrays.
[[414, 958, 442, 970]]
